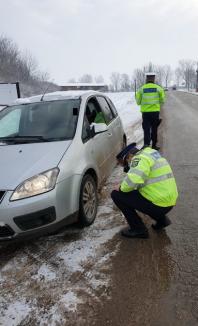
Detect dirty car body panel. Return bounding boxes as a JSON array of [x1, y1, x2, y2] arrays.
[[0, 90, 126, 240]]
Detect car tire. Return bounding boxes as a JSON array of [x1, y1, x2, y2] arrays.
[[122, 136, 127, 149], [79, 174, 98, 227]]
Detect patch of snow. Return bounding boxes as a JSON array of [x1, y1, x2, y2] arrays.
[[0, 301, 31, 326], [57, 226, 121, 272], [32, 263, 56, 281], [0, 91, 142, 325], [97, 204, 113, 214], [61, 291, 82, 312], [107, 92, 141, 128], [39, 304, 63, 326]]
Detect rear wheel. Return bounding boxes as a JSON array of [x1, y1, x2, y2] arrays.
[[79, 174, 98, 227], [122, 135, 127, 149]]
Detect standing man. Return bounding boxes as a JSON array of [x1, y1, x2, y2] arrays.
[[111, 143, 178, 239], [136, 72, 165, 150]]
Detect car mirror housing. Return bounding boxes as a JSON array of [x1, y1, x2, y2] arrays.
[[91, 123, 108, 136]]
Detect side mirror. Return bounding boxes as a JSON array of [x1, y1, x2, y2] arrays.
[[91, 123, 108, 137]]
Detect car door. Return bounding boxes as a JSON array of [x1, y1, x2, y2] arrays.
[[81, 97, 109, 183], [105, 96, 124, 152], [96, 96, 122, 175]]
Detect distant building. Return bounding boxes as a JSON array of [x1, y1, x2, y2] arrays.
[[59, 83, 108, 92]]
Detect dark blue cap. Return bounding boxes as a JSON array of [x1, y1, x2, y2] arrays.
[[116, 142, 138, 160]]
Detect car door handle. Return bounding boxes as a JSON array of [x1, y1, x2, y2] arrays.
[[107, 132, 112, 137]]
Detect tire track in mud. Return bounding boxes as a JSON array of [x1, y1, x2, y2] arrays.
[[0, 164, 128, 325], [0, 115, 143, 325]]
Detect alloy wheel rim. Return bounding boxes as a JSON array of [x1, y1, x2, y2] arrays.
[[82, 180, 96, 221]]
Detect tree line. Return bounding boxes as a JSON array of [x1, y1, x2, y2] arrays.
[[72, 61, 198, 92], [0, 35, 58, 96], [1, 35, 197, 95]]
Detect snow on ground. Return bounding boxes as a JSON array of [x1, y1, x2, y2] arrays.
[[0, 92, 143, 326], [108, 92, 143, 144], [178, 89, 198, 96], [108, 92, 140, 127]]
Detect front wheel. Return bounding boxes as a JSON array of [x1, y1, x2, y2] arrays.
[[79, 174, 98, 227]]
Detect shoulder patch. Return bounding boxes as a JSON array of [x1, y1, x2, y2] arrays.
[[131, 158, 141, 167], [151, 152, 161, 160]]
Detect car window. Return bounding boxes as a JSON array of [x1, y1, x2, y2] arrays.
[[0, 99, 80, 141], [82, 116, 91, 142], [85, 97, 106, 125], [96, 96, 114, 124], [0, 108, 21, 137], [105, 97, 118, 117]]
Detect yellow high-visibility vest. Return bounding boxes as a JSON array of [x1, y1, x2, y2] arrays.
[[135, 83, 165, 112], [120, 147, 178, 207]]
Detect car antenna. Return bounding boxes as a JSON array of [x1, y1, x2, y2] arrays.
[[40, 84, 51, 102]]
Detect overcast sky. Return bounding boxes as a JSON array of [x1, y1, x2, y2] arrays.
[[1, 0, 198, 84]]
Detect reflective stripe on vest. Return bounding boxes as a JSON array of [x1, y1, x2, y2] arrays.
[[142, 95, 159, 99], [141, 92, 160, 105], [128, 168, 147, 180], [140, 151, 161, 161], [123, 175, 138, 188], [141, 100, 160, 105], [151, 160, 169, 171], [139, 172, 174, 188]]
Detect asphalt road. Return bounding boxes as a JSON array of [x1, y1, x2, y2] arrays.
[[92, 91, 198, 326], [1, 91, 198, 326]]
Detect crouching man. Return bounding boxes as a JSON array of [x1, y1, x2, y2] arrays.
[[111, 143, 178, 239]]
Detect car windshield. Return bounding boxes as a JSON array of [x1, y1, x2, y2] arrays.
[[0, 99, 80, 143]]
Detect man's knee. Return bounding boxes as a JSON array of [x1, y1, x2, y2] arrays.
[[111, 190, 119, 202]]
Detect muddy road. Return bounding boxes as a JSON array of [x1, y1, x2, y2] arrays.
[[1, 91, 198, 325], [92, 91, 198, 326]]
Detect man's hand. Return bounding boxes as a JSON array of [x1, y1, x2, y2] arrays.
[[113, 184, 120, 191]]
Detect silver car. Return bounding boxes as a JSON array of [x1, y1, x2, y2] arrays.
[[0, 90, 126, 240]]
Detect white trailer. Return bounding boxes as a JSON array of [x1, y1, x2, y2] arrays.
[[0, 82, 20, 109]]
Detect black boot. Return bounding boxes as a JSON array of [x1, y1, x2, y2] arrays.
[[152, 216, 171, 230], [121, 227, 149, 239], [152, 145, 160, 150]]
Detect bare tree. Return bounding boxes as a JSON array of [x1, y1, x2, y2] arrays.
[[132, 68, 145, 88], [95, 75, 104, 83], [133, 62, 166, 87], [79, 74, 93, 83], [120, 73, 131, 91], [0, 36, 19, 81], [110, 72, 121, 92], [155, 65, 165, 86], [162, 65, 172, 87], [68, 78, 76, 83], [175, 67, 183, 87], [0, 35, 56, 96], [177, 60, 196, 90]]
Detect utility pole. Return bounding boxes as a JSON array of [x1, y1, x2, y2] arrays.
[[196, 62, 198, 92], [134, 79, 137, 96]]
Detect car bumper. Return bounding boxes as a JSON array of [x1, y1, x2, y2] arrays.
[[0, 175, 81, 240]]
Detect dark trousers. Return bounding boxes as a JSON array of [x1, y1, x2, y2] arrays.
[[142, 111, 160, 146], [111, 190, 173, 231]]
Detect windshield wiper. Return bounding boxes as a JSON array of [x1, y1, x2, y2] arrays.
[[0, 135, 50, 143]]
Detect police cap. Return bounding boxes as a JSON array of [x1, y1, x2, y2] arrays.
[[116, 142, 139, 160]]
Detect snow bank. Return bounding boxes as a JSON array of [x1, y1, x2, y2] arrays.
[[107, 92, 141, 128]]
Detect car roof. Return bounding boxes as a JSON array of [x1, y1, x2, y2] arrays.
[[13, 90, 106, 105]]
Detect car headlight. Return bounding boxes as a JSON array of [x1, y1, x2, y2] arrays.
[[10, 168, 59, 201]]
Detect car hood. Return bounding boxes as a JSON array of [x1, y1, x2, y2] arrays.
[[0, 141, 72, 190]]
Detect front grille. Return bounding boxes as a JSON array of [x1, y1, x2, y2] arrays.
[[0, 225, 15, 238], [0, 191, 5, 202]]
